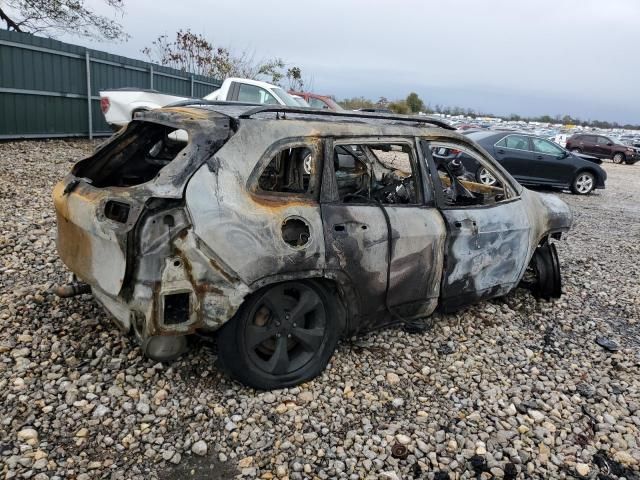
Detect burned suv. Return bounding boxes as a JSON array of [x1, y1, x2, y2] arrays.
[[53, 104, 572, 389]]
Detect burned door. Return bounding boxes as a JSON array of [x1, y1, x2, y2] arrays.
[[422, 140, 531, 310], [320, 138, 446, 328]]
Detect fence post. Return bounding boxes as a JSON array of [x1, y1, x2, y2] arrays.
[[85, 50, 93, 140], [150, 65, 154, 89], [190, 74, 194, 97]]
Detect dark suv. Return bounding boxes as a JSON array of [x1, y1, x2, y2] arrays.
[[566, 134, 638, 164]]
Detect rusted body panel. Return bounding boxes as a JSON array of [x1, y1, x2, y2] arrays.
[[53, 105, 572, 352], [53, 181, 130, 296]]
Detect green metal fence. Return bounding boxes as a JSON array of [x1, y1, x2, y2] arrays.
[[0, 30, 221, 139]]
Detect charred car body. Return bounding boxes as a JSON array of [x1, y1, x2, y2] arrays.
[[53, 104, 572, 389]]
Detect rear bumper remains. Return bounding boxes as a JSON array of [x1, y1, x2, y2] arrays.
[[54, 179, 250, 336]]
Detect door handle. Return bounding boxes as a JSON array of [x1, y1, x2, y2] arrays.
[[497, 149, 505, 154], [333, 223, 368, 235], [536, 155, 544, 160]]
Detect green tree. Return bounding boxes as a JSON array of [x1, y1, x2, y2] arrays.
[[388, 100, 409, 114], [405, 92, 425, 113], [0, 0, 127, 40]]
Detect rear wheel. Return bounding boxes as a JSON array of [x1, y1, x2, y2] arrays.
[[217, 280, 340, 389], [476, 167, 498, 186], [612, 153, 625, 164], [571, 171, 595, 195]]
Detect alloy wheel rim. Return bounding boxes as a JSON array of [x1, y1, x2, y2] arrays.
[[576, 174, 593, 193], [478, 168, 497, 186], [613, 154, 623, 164], [244, 284, 327, 376]]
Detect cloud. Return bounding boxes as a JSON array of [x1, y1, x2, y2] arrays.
[[66, 0, 640, 123]]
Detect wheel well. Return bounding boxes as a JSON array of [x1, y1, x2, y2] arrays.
[[574, 168, 597, 181], [538, 232, 562, 246], [312, 278, 348, 333], [614, 151, 626, 159]]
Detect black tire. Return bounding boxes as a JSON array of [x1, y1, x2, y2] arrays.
[[524, 243, 562, 300], [570, 171, 595, 195], [612, 152, 625, 164], [217, 280, 340, 390]]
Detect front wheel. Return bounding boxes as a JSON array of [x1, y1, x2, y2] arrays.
[[521, 243, 562, 300], [612, 153, 625, 164], [217, 280, 340, 390], [571, 148, 581, 153], [571, 171, 595, 195]]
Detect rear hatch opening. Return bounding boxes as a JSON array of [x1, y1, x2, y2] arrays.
[[73, 122, 188, 188]]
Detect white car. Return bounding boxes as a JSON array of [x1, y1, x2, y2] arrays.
[[290, 94, 311, 108], [100, 78, 301, 127]]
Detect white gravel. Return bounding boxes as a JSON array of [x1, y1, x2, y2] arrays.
[[1, 139, 639, 480]]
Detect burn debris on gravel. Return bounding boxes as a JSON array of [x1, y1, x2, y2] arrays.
[[1, 139, 639, 479]]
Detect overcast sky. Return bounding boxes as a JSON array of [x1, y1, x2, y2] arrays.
[[61, 0, 639, 123]]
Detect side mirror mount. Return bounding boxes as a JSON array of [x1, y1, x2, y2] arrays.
[[607, 142, 613, 146]]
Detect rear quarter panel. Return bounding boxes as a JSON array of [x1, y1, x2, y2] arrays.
[[184, 124, 326, 286]]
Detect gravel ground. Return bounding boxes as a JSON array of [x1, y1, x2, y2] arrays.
[[1, 139, 639, 480]]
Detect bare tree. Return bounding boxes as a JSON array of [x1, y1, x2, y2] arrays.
[[142, 29, 304, 86], [141, 31, 217, 77], [0, 0, 127, 40]]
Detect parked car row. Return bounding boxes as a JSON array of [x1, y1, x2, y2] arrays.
[[100, 77, 306, 127], [100, 77, 347, 128], [99, 77, 612, 197]]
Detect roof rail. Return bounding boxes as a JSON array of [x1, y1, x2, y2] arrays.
[[237, 106, 455, 130], [164, 99, 263, 108]]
